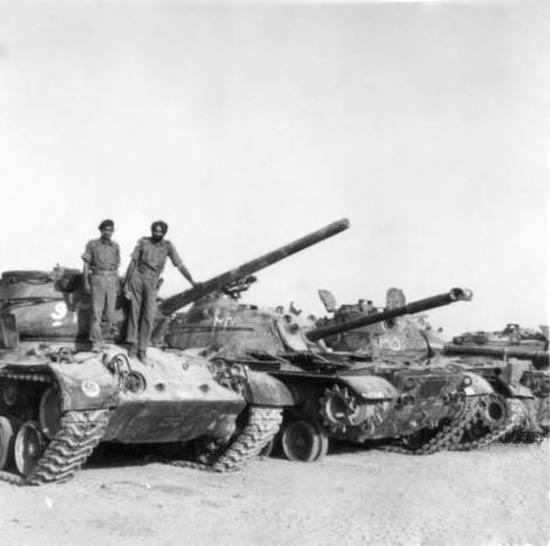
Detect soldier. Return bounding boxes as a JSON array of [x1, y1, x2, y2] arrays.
[[124, 220, 196, 364], [82, 219, 121, 351]]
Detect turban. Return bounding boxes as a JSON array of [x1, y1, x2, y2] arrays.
[[151, 220, 168, 235]]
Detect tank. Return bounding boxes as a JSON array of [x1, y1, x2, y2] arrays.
[[162, 285, 507, 461], [318, 289, 548, 443], [443, 325, 549, 438], [0, 219, 349, 484]]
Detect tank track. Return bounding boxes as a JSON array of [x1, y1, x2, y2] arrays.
[[450, 398, 526, 451], [502, 398, 548, 443], [381, 396, 476, 455], [25, 409, 110, 485], [381, 395, 529, 455], [0, 410, 109, 486], [0, 370, 110, 486], [167, 407, 283, 472]]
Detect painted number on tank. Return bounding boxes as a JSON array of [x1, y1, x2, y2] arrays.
[[50, 301, 78, 326], [51, 302, 68, 327], [212, 308, 235, 330], [379, 336, 402, 351]]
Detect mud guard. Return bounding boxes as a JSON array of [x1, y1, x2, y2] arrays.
[[464, 370, 535, 399], [245, 370, 295, 406], [49, 360, 120, 412], [502, 383, 535, 399], [336, 375, 398, 400]]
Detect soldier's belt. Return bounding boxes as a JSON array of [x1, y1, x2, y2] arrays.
[[91, 270, 119, 276]]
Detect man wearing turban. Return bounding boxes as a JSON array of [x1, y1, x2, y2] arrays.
[[82, 219, 121, 351], [123, 220, 197, 364]]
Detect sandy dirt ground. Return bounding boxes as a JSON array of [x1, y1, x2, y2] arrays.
[[1, 441, 549, 546]]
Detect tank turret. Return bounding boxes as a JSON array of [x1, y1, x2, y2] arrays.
[[306, 288, 473, 342]]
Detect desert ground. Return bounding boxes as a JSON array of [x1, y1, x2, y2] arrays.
[[1, 440, 549, 546]]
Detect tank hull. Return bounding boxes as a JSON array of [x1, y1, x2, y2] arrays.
[[0, 343, 289, 485]]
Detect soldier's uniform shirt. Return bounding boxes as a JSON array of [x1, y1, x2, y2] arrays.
[[130, 237, 184, 278], [127, 237, 185, 352], [81, 238, 120, 346], [82, 238, 120, 273]]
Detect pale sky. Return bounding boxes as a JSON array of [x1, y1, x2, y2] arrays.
[[0, 1, 548, 335]]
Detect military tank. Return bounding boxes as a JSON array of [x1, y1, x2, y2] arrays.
[[443, 324, 549, 439], [448, 323, 548, 358], [317, 289, 547, 444], [0, 219, 349, 484], [161, 283, 511, 462]]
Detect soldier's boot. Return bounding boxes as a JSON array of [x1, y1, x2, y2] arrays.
[[137, 350, 150, 366]]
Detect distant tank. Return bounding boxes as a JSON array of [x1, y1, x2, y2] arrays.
[[449, 323, 548, 356], [162, 284, 510, 461], [443, 324, 549, 438], [318, 289, 547, 443], [0, 219, 349, 484]]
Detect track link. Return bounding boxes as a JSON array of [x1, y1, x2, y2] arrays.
[[168, 407, 283, 472]]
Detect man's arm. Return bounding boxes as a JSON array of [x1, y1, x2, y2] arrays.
[[115, 242, 121, 270], [178, 263, 196, 286], [81, 241, 93, 294], [122, 240, 141, 295], [122, 260, 136, 299], [168, 242, 196, 287], [82, 261, 91, 294]]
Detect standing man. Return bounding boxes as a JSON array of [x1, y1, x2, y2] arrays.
[[124, 220, 196, 364], [82, 219, 121, 351]]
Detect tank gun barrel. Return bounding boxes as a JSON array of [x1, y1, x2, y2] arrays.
[[158, 218, 350, 316], [443, 344, 550, 368], [307, 288, 472, 342]]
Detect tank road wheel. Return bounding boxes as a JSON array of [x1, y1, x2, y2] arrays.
[[281, 420, 329, 463], [14, 422, 46, 477], [39, 387, 62, 440], [0, 417, 15, 470], [478, 394, 508, 428], [317, 429, 329, 459]]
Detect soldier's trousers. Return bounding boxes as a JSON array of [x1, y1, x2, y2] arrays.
[[89, 273, 118, 345], [126, 272, 158, 352]]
